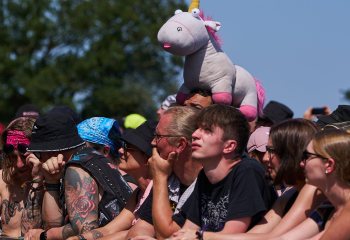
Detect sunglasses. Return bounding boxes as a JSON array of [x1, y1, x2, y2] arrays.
[[301, 150, 328, 164], [121, 141, 139, 160], [3, 143, 29, 155]]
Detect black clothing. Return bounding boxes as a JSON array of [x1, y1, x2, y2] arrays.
[[65, 147, 132, 226], [184, 157, 275, 232]]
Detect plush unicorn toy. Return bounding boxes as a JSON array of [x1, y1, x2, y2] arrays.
[[157, 0, 264, 121]]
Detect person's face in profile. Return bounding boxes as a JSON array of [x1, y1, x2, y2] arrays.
[[184, 93, 212, 109]]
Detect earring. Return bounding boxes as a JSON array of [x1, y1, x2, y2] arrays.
[[325, 170, 328, 174]]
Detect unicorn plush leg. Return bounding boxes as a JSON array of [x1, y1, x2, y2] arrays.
[[239, 105, 258, 122], [212, 92, 232, 105]]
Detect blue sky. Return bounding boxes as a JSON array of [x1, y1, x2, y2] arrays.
[[182, 0, 350, 117]]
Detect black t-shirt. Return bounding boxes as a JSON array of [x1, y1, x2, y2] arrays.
[[184, 157, 275, 232]]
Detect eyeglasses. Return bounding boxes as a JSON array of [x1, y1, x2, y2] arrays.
[[301, 150, 328, 164], [3, 143, 28, 156], [121, 141, 139, 160], [153, 132, 183, 143]]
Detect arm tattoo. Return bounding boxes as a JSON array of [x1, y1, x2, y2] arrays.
[[62, 224, 75, 239], [1, 199, 23, 224], [65, 167, 99, 233], [91, 229, 104, 239], [21, 184, 45, 234]]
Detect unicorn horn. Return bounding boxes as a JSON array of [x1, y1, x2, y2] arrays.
[[188, 0, 200, 12]]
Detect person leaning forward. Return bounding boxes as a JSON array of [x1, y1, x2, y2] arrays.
[[24, 111, 132, 240]]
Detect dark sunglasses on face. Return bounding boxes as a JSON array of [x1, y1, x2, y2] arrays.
[[3, 143, 28, 155], [301, 150, 328, 164], [121, 141, 139, 160]]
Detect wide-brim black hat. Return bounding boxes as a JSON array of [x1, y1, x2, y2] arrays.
[[28, 111, 85, 152], [262, 100, 294, 124], [317, 105, 350, 127], [121, 120, 157, 157]]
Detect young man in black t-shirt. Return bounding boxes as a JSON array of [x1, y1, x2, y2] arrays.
[[173, 104, 275, 239]]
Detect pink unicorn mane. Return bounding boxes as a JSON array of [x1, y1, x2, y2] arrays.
[[199, 10, 223, 47]]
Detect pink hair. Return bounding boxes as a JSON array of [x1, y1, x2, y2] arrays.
[[200, 10, 222, 47], [254, 78, 266, 117]]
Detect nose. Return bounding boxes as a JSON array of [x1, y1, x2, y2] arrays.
[[16, 155, 26, 169], [118, 147, 124, 157], [192, 128, 200, 140], [300, 160, 305, 168], [261, 151, 269, 164]]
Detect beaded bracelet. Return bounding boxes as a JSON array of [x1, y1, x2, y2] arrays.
[[78, 235, 87, 240]]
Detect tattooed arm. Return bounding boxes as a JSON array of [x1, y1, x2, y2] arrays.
[[65, 166, 100, 234], [21, 180, 45, 234]]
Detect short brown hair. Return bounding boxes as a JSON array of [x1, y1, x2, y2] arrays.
[[196, 104, 250, 156]]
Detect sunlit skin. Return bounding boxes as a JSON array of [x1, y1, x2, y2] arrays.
[[191, 125, 227, 164], [300, 141, 327, 187], [184, 93, 213, 109], [265, 138, 280, 181], [151, 114, 178, 160]]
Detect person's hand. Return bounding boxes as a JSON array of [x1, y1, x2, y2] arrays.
[[24, 228, 45, 240], [171, 228, 198, 240], [42, 154, 66, 183], [25, 152, 43, 180], [149, 147, 177, 179]]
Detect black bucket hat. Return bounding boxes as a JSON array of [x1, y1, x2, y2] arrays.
[[262, 100, 294, 124], [28, 111, 85, 152], [317, 105, 350, 127], [121, 120, 157, 157]]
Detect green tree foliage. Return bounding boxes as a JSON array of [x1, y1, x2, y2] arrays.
[[0, 0, 186, 122], [345, 89, 350, 102]]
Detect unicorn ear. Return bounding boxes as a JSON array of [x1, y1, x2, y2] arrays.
[[174, 9, 183, 15], [191, 8, 200, 18], [204, 21, 221, 31]]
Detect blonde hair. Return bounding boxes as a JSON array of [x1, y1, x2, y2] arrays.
[[163, 106, 200, 146], [313, 129, 350, 184]]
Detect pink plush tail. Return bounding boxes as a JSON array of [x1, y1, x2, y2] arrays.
[[255, 78, 265, 117]]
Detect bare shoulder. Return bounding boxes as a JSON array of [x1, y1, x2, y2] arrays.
[[0, 169, 7, 195]]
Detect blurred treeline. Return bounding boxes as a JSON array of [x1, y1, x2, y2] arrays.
[[0, 0, 187, 123]]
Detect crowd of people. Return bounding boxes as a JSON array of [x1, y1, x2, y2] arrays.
[[0, 94, 350, 240]]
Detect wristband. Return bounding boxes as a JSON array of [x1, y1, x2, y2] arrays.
[[44, 182, 61, 191], [31, 184, 45, 191], [195, 229, 204, 240], [31, 177, 43, 183], [40, 230, 47, 240]]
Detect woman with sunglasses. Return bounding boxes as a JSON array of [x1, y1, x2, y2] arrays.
[[0, 117, 44, 238], [281, 129, 350, 240], [68, 120, 157, 240]]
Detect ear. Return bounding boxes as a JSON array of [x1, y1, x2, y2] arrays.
[[223, 139, 237, 154], [103, 146, 111, 157], [176, 137, 188, 153], [325, 158, 336, 174], [204, 21, 221, 31]]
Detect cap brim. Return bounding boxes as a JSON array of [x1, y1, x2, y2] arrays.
[[28, 138, 85, 152]]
